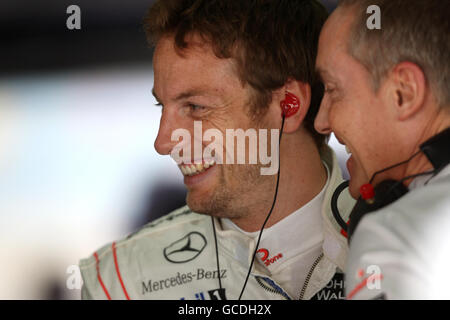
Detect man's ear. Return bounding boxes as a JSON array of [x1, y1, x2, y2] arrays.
[[388, 62, 426, 121], [280, 79, 311, 133]]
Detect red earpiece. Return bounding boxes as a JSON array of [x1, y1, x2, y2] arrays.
[[280, 92, 300, 118], [360, 183, 375, 204]]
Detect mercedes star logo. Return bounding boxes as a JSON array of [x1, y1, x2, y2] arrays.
[[163, 232, 207, 263]]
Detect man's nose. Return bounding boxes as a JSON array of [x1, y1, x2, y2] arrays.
[[314, 101, 332, 135], [154, 109, 182, 156]]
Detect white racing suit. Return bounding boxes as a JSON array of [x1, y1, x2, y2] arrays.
[[79, 147, 355, 300], [346, 164, 450, 299]]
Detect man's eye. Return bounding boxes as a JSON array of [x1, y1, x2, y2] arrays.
[[324, 86, 335, 94], [188, 104, 206, 112]]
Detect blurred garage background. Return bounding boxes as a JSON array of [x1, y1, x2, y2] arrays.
[[0, 0, 343, 299]]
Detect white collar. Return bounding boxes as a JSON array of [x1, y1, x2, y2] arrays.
[[221, 162, 330, 274], [409, 163, 450, 190]]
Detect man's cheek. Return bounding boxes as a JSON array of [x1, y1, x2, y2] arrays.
[[351, 156, 373, 192], [348, 168, 365, 199]]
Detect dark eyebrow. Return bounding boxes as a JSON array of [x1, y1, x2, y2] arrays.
[[152, 88, 210, 104], [173, 89, 208, 101]]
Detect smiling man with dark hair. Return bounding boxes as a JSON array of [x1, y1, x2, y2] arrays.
[[79, 0, 355, 300]]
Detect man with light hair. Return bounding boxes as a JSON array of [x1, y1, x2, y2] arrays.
[[315, 0, 450, 299]]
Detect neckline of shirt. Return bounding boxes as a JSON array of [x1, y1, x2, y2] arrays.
[[221, 162, 330, 274], [409, 163, 450, 190]]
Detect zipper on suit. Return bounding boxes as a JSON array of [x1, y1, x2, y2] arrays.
[[253, 252, 325, 300], [255, 276, 291, 300], [298, 253, 324, 300]]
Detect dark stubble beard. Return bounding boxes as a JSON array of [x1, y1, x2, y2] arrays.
[[187, 108, 278, 221], [186, 162, 275, 220]]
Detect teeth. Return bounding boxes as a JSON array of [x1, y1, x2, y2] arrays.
[[179, 159, 216, 176], [345, 145, 352, 154]]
